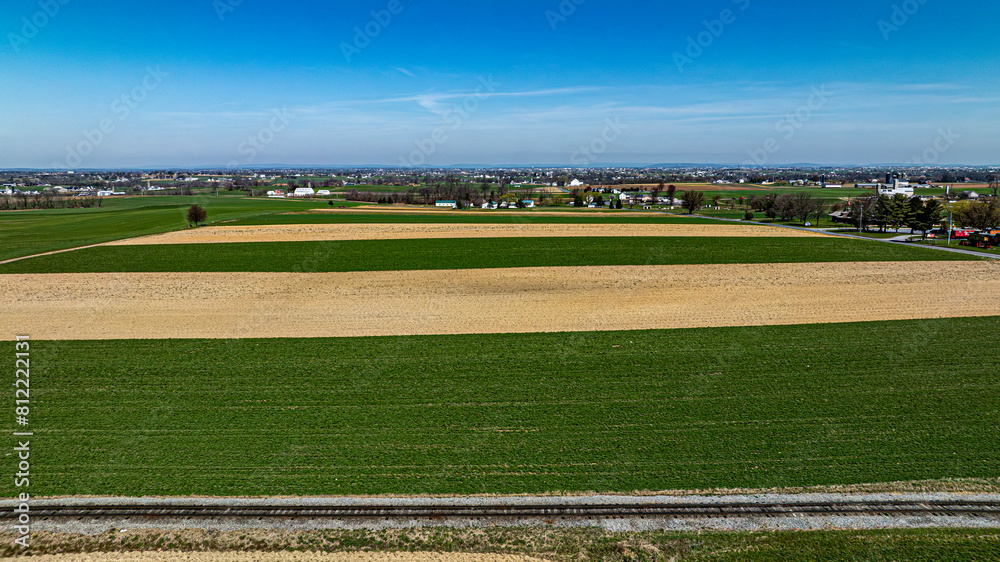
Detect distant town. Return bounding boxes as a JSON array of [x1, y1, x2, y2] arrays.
[[3, 165, 998, 200]]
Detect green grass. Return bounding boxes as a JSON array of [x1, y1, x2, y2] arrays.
[[0, 236, 977, 274], [4, 528, 999, 561], [15, 316, 1000, 497], [0, 196, 335, 261], [831, 230, 902, 239]]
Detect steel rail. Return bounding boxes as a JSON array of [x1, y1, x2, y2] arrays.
[[5, 501, 1000, 520]]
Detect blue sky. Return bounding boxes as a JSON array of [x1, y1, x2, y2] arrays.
[[2, 0, 999, 168]]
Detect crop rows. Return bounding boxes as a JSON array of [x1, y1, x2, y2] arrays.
[[16, 316, 1000, 497], [0, 237, 975, 274]]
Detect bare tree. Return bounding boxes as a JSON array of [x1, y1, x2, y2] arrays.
[[187, 204, 208, 227], [680, 191, 705, 214]]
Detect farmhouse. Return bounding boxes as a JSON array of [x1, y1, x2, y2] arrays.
[[435, 200, 457, 208], [876, 179, 914, 198], [293, 187, 315, 197]]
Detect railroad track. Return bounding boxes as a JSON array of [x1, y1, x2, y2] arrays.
[[5, 501, 1000, 520]]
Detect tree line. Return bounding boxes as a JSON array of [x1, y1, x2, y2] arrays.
[[843, 195, 1000, 237]]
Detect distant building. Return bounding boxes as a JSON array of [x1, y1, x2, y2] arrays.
[[435, 200, 457, 208], [293, 187, 315, 197], [876, 179, 914, 198]]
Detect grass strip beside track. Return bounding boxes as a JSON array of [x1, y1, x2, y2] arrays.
[[3, 528, 1000, 561], [18, 317, 1000, 497], [0, 237, 976, 274]]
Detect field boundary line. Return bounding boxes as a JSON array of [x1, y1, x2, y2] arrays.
[[0, 242, 119, 267]]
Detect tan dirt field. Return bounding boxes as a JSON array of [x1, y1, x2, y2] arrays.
[[16, 553, 546, 562], [315, 207, 660, 215], [2, 262, 998, 341], [109, 223, 826, 245]]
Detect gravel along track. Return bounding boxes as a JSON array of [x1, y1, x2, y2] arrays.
[[6, 495, 1000, 534], [2, 261, 999, 340], [107, 223, 826, 245]]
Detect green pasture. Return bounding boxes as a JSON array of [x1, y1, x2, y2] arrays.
[[0, 236, 976, 274], [15, 316, 1000, 497], [0, 196, 347, 261]]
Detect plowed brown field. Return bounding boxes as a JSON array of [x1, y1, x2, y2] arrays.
[[3, 262, 998, 340], [109, 223, 825, 245]]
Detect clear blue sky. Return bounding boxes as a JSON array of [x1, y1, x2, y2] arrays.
[[2, 0, 998, 168]]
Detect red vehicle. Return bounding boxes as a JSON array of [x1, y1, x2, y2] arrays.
[[961, 232, 999, 249]]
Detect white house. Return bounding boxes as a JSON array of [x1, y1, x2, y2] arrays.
[[876, 179, 914, 198], [316, 190, 331, 196], [435, 200, 457, 208], [293, 187, 315, 197], [568, 179, 585, 188]]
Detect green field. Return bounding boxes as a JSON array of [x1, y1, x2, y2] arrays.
[[0, 196, 336, 262], [16, 316, 1000, 497], [0, 236, 976, 274]]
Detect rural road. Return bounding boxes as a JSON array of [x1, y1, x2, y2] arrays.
[[682, 213, 1000, 260]]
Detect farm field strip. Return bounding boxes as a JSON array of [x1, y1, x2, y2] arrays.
[[109, 223, 827, 245], [0, 237, 974, 275], [311, 207, 660, 216], [15, 317, 1000, 496], [3, 261, 998, 340], [231, 213, 726, 225]]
